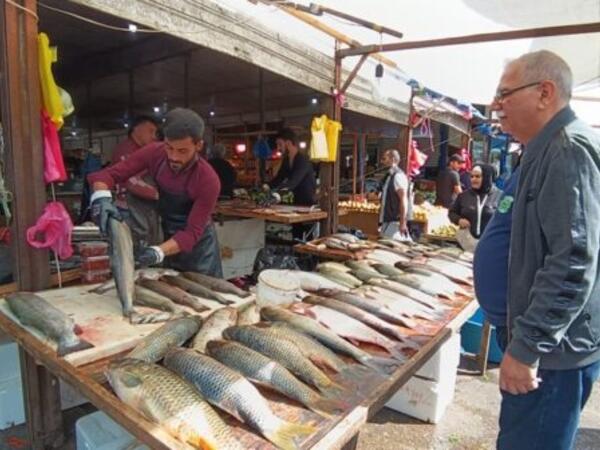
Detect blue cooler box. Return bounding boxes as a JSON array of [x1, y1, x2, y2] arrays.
[[460, 308, 504, 363]]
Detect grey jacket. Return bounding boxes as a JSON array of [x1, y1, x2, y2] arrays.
[[507, 106, 600, 370]]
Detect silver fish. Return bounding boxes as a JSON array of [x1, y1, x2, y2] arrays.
[[164, 347, 314, 450], [133, 285, 187, 314], [137, 278, 209, 313], [206, 340, 348, 417], [260, 306, 398, 374], [91, 268, 179, 295], [127, 316, 202, 362], [107, 218, 135, 319], [368, 278, 443, 310], [6, 292, 93, 356], [191, 307, 238, 352], [162, 275, 233, 305], [317, 268, 362, 288], [371, 263, 405, 278], [183, 272, 250, 298], [316, 262, 352, 273]]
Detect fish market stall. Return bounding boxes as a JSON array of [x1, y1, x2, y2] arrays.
[[0, 237, 478, 450]]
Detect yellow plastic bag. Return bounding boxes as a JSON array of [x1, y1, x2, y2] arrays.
[[325, 117, 342, 162], [310, 115, 329, 161], [38, 33, 64, 129]]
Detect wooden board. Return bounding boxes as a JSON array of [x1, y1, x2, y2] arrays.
[[0, 284, 254, 366], [217, 203, 328, 224]]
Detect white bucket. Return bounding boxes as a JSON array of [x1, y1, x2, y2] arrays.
[[256, 269, 300, 308]]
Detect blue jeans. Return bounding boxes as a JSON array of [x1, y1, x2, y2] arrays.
[[495, 325, 600, 450]]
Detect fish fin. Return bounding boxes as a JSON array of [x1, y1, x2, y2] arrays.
[[265, 421, 315, 450], [360, 355, 400, 374], [338, 364, 373, 387], [307, 395, 349, 417], [129, 311, 173, 324], [307, 355, 341, 373], [388, 346, 409, 362], [57, 338, 94, 357]]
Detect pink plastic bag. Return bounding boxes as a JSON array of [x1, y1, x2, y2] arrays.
[[42, 110, 67, 184], [26, 202, 73, 259]]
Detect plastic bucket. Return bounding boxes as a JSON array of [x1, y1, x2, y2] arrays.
[[256, 269, 300, 308]]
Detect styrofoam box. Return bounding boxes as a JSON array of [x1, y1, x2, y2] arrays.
[[0, 342, 25, 430], [416, 332, 461, 382], [76, 411, 149, 450], [216, 218, 265, 279], [385, 368, 458, 424]]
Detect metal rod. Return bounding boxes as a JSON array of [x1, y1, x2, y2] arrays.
[[337, 22, 600, 58], [340, 53, 369, 94], [312, 4, 404, 39]]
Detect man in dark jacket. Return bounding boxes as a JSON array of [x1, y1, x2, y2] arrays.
[[208, 143, 236, 198], [269, 128, 316, 206], [435, 154, 463, 207], [491, 50, 600, 450], [378, 149, 409, 239]]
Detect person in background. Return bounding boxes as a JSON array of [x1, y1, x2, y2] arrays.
[[208, 143, 236, 198], [435, 154, 463, 208], [378, 149, 410, 239], [111, 116, 162, 248], [491, 50, 600, 450], [448, 163, 501, 238], [268, 128, 316, 206], [89, 108, 222, 277]]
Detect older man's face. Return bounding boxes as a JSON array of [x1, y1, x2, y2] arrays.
[[491, 62, 542, 144]]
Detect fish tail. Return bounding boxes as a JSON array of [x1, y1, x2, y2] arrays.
[[388, 346, 409, 362], [129, 311, 173, 324], [360, 355, 400, 374], [320, 379, 347, 398], [265, 421, 315, 450], [338, 364, 374, 387], [57, 338, 94, 356]]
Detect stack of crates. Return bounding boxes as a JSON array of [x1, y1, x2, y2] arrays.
[[76, 411, 149, 450], [78, 241, 110, 284]]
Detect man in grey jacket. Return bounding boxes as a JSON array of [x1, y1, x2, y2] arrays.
[[492, 50, 600, 449]]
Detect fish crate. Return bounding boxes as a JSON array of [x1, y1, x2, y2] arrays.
[[416, 332, 461, 382], [76, 411, 149, 450], [0, 342, 25, 430], [385, 365, 458, 424]]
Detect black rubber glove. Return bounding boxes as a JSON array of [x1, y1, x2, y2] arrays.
[[135, 246, 165, 268], [90, 196, 122, 235]]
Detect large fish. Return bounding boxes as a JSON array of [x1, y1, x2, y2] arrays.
[[317, 269, 362, 289], [314, 289, 416, 329], [128, 316, 202, 362], [391, 273, 455, 299], [206, 340, 347, 417], [260, 307, 398, 374], [162, 275, 233, 305], [361, 287, 438, 321], [237, 302, 261, 326], [191, 307, 238, 352], [164, 348, 314, 450], [183, 272, 250, 298], [106, 358, 242, 450], [137, 278, 209, 312], [133, 285, 187, 314], [6, 292, 93, 356], [223, 325, 341, 394], [350, 268, 387, 282], [291, 304, 407, 361], [107, 218, 135, 319], [267, 323, 348, 373], [368, 278, 444, 310], [371, 263, 405, 278], [316, 261, 352, 273], [91, 268, 179, 295], [286, 270, 349, 291], [303, 295, 414, 344]]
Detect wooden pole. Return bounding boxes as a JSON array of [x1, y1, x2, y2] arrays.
[[337, 22, 600, 57], [404, 91, 415, 176], [1, 1, 62, 448], [258, 68, 266, 185], [352, 133, 358, 196]]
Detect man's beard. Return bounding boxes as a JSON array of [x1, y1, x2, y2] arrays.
[[168, 160, 184, 172]]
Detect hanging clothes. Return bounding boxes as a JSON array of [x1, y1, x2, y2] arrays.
[[38, 33, 64, 130], [41, 110, 67, 184]]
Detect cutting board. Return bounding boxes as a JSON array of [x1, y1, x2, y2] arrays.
[[0, 284, 254, 367]]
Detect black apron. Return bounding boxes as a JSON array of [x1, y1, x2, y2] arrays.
[[157, 160, 223, 277]]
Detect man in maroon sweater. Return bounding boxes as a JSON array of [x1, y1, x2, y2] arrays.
[[88, 108, 223, 277]]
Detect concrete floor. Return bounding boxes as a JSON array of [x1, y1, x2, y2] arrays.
[[1, 359, 598, 450], [357, 359, 600, 450]]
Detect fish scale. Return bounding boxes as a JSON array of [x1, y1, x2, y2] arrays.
[[164, 347, 314, 450], [106, 358, 242, 450], [207, 340, 347, 417], [223, 325, 339, 394]]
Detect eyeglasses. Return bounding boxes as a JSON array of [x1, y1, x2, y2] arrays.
[[494, 81, 541, 103]]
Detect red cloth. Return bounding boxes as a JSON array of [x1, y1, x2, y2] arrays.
[[89, 142, 220, 253], [111, 137, 158, 208], [460, 147, 473, 171], [408, 140, 428, 178], [41, 110, 67, 184], [26, 201, 73, 259]]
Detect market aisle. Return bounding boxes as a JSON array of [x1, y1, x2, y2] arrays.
[[357, 359, 600, 450]]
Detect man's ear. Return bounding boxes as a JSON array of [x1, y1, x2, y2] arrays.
[[196, 139, 204, 152], [538, 80, 557, 108]]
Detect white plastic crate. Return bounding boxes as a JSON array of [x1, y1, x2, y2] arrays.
[[0, 376, 25, 430], [0, 341, 21, 381], [216, 218, 265, 279], [416, 332, 461, 382], [385, 369, 458, 423], [76, 411, 149, 450]]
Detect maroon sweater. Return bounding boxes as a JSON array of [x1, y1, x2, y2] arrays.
[[89, 142, 220, 253]]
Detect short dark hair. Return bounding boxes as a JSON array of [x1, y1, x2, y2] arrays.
[[163, 108, 205, 142], [449, 154, 464, 164], [128, 115, 158, 136], [276, 128, 298, 146]]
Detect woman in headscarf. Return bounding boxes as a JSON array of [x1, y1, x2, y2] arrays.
[[448, 163, 501, 238]]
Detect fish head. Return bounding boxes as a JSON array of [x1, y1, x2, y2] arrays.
[[205, 339, 229, 355], [221, 325, 239, 340], [259, 306, 290, 322], [106, 359, 146, 407]]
